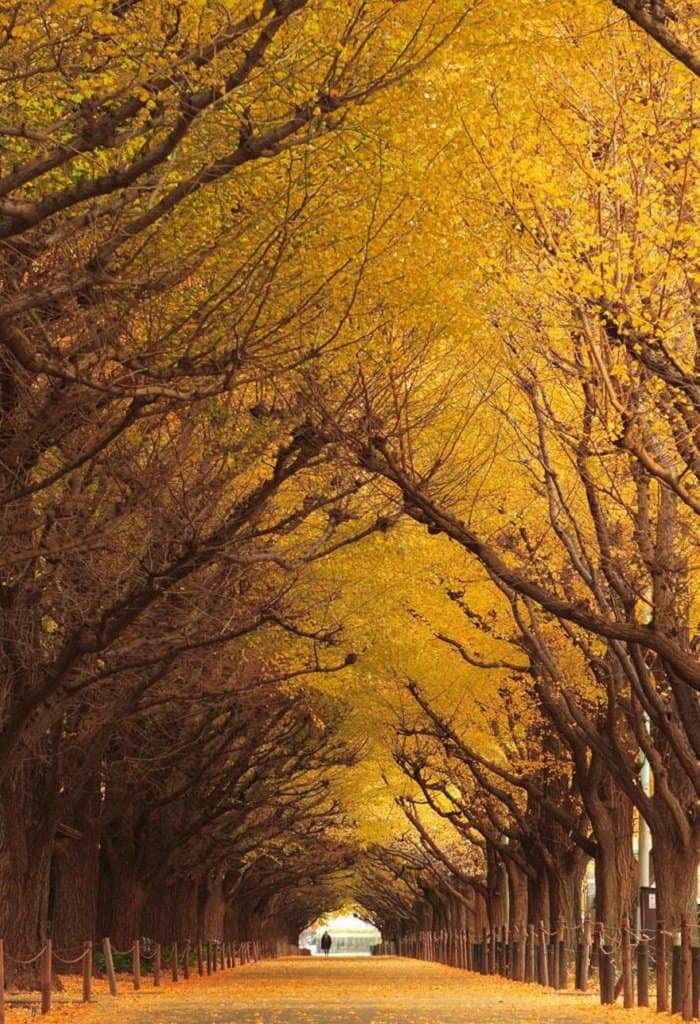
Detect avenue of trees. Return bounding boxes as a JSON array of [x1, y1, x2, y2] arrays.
[[344, 0, 700, 949], [0, 0, 697, 989]]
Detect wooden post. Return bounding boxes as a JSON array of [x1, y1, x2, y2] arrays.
[[557, 917, 567, 989], [574, 935, 583, 991], [516, 924, 525, 982], [657, 919, 668, 1012], [196, 940, 203, 976], [0, 938, 5, 1024], [637, 933, 649, 1007], [579, 918, 591, 992], [81, 941, 92, 1003], [621, 916, 633, 1009], [183, 940, 190, 980], [133, 938, 141, 991], [598, 923, 615, 1005], [527, 924, 536, 983], [538, 921, 549, 987], [552, 918, 561, 990], [681, 916, 692, 1021], [672, 931, 682, 1015], [595, 923, 604, 1004], [40, 939, 51, 1015], [691, 945, 700, 1021], [154, 943, 161, 986], [103, 938, 118, 996], [534, 923, 540, 983], [171, 941, 179, 982]]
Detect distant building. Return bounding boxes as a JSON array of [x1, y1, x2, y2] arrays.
[[299, 911, 381, 956]]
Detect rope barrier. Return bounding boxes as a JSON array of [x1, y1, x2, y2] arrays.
[[6, 946, 47, 965], [110, 943, 135, 956], [53, 948, 91, 965], [0, 933, 278, 981]]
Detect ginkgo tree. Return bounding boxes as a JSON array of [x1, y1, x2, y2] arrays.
[[1, 0, 698, 988], [0, 0, 480, 978], [318, 0, 699, 935]]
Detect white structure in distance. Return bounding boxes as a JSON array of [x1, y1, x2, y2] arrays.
[[299, 910, 382, 956]]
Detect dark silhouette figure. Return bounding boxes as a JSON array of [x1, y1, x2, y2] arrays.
[[321, 931, 332, 956]]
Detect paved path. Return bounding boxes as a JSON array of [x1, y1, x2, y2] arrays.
[[79, 956, 653, 1024]]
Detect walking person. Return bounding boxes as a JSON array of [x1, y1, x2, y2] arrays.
[[321, 931, 332, 957]]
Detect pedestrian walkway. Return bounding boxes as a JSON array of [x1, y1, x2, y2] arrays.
[[57, 956, 654, 1024]]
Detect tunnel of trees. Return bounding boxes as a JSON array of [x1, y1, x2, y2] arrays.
[[0, 0, 698, 993]]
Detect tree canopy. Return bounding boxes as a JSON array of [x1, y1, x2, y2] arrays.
[[0, 0, 698, 986]]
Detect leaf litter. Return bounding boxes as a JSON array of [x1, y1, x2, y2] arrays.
[[4, 956, 659, 1024]]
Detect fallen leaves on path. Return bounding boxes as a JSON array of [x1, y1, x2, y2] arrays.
[[4, 957, 661, 1024]]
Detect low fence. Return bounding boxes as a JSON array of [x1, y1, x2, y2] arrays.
[[0, 935, 284, 1022], [373, 914, 700, 1020]]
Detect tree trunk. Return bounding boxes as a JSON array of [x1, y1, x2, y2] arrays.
[[651, 829, 699, 931], [486, 846, 507, 928], [101, 860, 146, 947], [506, 861, 529, 934], [144, 877, 198, 942], [527, 859, 549, 927], [546, 848, 588, 938], [201, 873, 226, 940], [224, 902, 241, 942], [51, 825, 100, 965], [592, 814, 636, 931], [0, 772, 56, 988]]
